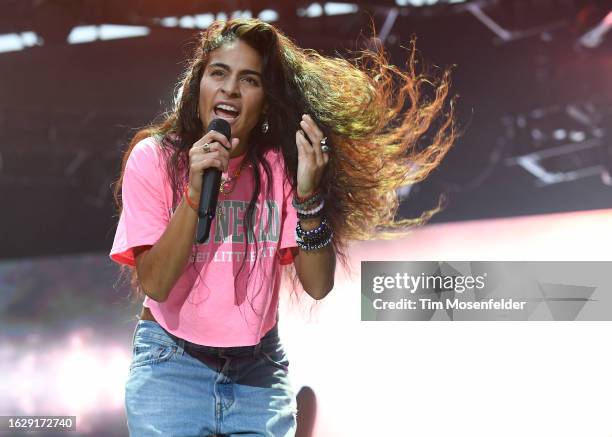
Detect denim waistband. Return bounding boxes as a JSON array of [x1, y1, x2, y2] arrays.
[[137, 320, 279, 358]]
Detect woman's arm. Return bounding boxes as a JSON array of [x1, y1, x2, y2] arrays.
[[292, 216, 336, 300], [292, 114, 336, 300], [134, 196, 198, 302], [134, 132, 237, 302]]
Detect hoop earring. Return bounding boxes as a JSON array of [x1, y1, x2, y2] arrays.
[[261, 118, 269, 134]]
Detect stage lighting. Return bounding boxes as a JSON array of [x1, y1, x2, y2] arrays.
[[579, 9, 612, 48], [503, 101, 611, 186]]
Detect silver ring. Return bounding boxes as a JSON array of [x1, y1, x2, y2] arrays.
[[202, 143, 211, 153], [320, 137, 327, 146], [321, 144, 330, 153]]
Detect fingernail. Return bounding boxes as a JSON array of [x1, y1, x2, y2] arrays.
[[302, 114, 307, 119]]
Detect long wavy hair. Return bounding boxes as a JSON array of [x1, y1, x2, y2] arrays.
[[113, 18, 458, 303]]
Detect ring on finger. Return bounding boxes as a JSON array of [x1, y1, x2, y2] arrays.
[[320, 137, 330, 153], [202, 143, 211, 153]]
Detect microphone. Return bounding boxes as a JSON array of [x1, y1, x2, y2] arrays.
[[196, 118, 231, 244]]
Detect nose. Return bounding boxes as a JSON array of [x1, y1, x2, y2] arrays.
[[221, 75, 240, 97]]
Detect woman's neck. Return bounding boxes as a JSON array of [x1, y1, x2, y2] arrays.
[[231, 139, 249, 158]]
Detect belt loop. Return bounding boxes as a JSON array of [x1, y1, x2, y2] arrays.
[[176, 337, 185, 356], [163, 328, 185, 356]]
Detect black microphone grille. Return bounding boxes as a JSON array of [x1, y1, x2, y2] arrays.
[[207, 118, 231, 139]]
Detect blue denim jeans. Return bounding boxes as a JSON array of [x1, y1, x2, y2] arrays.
[[125, 320, 297, 437]]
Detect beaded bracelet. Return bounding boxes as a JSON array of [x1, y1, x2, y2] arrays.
[[296, 230, 334, 251], [295, 189, 320, 203], [297, 228, 332, 246], [183, 184, 199, 211], [295, 217, 334, 251], [295, 199, 325, 216], [295, 216, 333, 251], [297, 210, 323, 220], [292, 191, 322, 210], [296, 216, 329, 238]]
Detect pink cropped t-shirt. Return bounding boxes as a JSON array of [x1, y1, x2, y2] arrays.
[[110, 136, 298, 346]]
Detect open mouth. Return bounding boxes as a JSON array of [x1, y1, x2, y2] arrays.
[[213, 103, 240, 120]]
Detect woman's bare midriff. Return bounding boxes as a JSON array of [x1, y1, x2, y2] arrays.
[[140, 306, 157, 322]]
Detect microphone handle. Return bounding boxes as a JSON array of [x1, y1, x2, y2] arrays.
[[196, 167, 222, 243]]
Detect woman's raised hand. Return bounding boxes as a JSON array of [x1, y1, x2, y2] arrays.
[[187, 131, 239, 200], [295, 114, 330, 198]]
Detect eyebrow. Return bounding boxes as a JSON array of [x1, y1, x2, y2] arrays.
[[208, 62, 261, 77]]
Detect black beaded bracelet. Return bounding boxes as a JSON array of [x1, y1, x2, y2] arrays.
[[296, 230, 334, 251], [298, 231, 332, 247], [295, 215, 333, 251], [296, 228, 332, 244], [297, 223, 332, 240], [296, 217, 329, 238]]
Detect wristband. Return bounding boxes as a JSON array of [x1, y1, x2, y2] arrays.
[[183, 184, 199, 211], [292, 192, 323, 210], [295, 189, 320, 203]]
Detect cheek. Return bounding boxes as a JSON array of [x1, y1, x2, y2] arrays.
[[199, 80, 216, 105], [245, 91, 265, 120]]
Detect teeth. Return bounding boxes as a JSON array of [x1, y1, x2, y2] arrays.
[[216, 104, 239, 113]]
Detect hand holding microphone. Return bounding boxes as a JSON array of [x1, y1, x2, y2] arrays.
[[186, 119, 239, 243]]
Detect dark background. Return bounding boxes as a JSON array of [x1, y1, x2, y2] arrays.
[[1, 0, 610, 259]]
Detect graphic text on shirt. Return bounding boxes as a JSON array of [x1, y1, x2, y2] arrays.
[[169, 199, 280, 245]]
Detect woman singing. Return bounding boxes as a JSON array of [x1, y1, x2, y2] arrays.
[[110, 17, 456, 437]]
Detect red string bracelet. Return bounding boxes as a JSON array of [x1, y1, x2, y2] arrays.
[[295, 188, 320, 203], [183, 184, 199, 211]]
